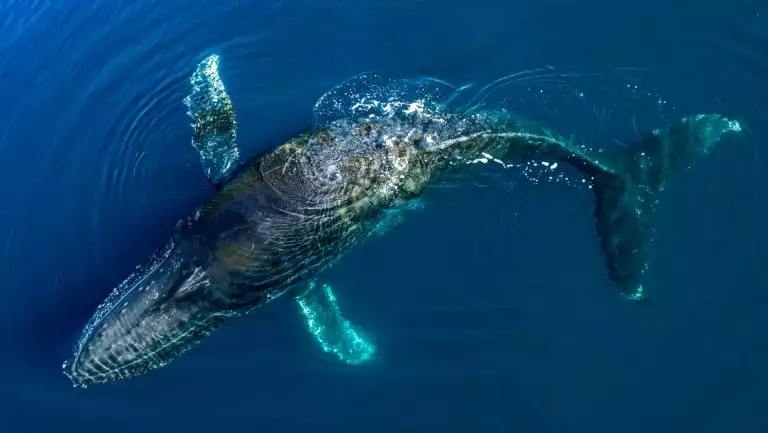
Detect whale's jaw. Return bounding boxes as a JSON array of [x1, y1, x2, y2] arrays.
[[62, 240, 234, 388]]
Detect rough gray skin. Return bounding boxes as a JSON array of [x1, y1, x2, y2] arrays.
[[62, 58, 742, 388]]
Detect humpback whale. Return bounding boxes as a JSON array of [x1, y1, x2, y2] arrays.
[[62, 55, 742, 387]]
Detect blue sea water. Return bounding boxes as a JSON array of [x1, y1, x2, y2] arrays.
[[1, 0, 767, 432]]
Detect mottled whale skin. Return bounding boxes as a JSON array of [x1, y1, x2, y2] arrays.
[[62, 56, 742, 387]]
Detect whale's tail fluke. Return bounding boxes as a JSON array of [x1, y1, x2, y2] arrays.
[[568, 114, 742, 300]]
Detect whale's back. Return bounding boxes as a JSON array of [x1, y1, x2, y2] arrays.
[[184, 118, 437, 303]]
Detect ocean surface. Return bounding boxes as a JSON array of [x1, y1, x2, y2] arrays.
[[1, 1, 767, 432]]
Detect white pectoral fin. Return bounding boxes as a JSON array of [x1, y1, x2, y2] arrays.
[[183, 54, 241, 187], [294, 280, 376, 365]]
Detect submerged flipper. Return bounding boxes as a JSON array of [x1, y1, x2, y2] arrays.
[[373, 198, 425, 237], [183, 54, 241, 187], [556, 114, 741, 300], [294, 280, 376, 364]]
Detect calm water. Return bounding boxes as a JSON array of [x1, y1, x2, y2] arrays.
[[1, 1, 767, 432]]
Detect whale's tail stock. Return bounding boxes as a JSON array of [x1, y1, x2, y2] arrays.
[[543, 114, 743, 300]]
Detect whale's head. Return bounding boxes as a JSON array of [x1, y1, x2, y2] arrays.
[[62, 238, 238, 388]]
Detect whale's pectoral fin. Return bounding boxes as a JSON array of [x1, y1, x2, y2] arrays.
[[293, 280, 377, 365], [372, 198, 426, 237], [183, 54, 241, 188], [550, 114, 742, 301]]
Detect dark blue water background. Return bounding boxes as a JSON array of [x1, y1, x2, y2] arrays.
[[1, 1, 767, 432]]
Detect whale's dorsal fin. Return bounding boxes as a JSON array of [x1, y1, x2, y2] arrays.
[[293, 280, 377, 365], [184, 54, 242, 189]]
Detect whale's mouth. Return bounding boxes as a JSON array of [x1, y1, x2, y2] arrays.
[[62, 241, 226, 388], [62, 309, 228, 388]]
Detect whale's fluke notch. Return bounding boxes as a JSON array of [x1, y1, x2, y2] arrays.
[[294, 280, 376, 365], [576, 114, 742, 300], [184, 54, 241, 188]]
